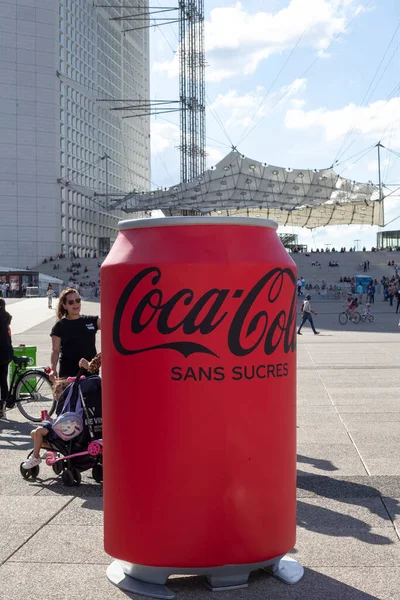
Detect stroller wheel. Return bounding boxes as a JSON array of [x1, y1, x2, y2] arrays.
[[61, 469, 75, 487], [72, 468, 81, 485], [20, 462, 32, 479], [30, 465, 40, 478], [52, 461, 63, 476], [92, 464, 103, 483]]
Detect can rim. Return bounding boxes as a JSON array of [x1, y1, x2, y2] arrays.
[[118, 216, 278, 231]]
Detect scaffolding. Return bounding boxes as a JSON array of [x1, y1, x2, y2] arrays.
[[95, 0, 206, 190]]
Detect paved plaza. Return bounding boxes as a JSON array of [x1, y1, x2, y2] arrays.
[[1, 297, 400, 599]]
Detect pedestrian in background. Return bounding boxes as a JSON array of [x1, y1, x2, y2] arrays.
[[297, 278, 302, 296], [298, 295, 320, 335], [388, 283, 395, 306], [46, 283, 55, 309], [369, 282, 375, 304], [0, 298, 13, 417], [356, 282, 363, 304]]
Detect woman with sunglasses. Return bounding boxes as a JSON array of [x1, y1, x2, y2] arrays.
[[50, 288, 100, 379]]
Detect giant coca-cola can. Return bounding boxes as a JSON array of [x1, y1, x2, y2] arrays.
[[101, 217, 298, 589]]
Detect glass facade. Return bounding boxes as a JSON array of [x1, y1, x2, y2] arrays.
[[377, 231, 400, 249], [58, 0, 150, 257]]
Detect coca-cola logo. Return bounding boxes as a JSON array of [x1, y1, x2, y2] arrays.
[[113, 266, 296, 359]]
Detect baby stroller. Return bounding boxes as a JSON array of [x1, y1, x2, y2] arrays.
[[20, 370, 103, 487]]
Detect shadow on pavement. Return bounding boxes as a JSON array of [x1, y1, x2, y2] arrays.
[[0, 416, 33, 451], [297, 500, 393, 545], [298, 454, 339, 472], [166, 567, 379, 599]]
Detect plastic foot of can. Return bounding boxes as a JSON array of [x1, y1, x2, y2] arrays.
[[107, 561, 175, 599], [204, 573, 249, 591], [265, 556, 304, 584]]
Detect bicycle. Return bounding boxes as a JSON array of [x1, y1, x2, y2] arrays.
[[338, 310, 361, 325], [0, 356, 56, 422], [360, 310, 374, 323]]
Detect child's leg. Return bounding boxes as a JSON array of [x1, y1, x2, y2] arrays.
[[30, 427, 49, 459], [22, 427, 50, 469]]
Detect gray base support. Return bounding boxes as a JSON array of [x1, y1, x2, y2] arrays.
[[107, 561, 175, 599], [265, 556, 304, 584], [107, 553, 304, 599]]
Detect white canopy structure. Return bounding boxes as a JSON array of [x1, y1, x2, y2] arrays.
[[121, 150, 383, 228]]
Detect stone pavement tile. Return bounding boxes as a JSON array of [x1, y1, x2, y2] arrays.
[[381, 497, 400, 529], [297, 475, 400, 500], [35, 479, 103, 497], [298, 370, 326, 384], [311, 355, 391, 367], [1, 564, 387, 600], [297, 404, 337, 415], [0, 496, 70, 525], [361, 457, 400, 477], [51, 497, 103, 526], [0, 523, 42, 563], [297, 497, 392, 530], [296, 444, 367, 476], [297, 423, 351, 444], [168, 568, 381, 600], [0, 449, 34, 467], [297, 394, 332, 406], [326, 388, 400, 402], [355, 442, 400, 463], [321, 370, 400, 387], [297, 412, 342, 426], [9, 524, 109, 564], [7, 298, 58, 336], [0, 473, 52, 497], [292, 526, 400, 567], [304, 567, 400, 600], [337, 402, 400, 414], [0, 421, 33, 452], [345, 423, 400, 445], [0, 564, 123, 600], [342, 413, 400, 424]]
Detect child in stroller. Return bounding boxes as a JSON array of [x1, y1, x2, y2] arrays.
[[20, 354, 103, 486]]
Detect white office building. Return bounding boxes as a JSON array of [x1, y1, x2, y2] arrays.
[[0, 0, 150, 268]]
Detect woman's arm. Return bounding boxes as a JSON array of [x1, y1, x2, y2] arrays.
[[50, 335, 61, 380], [97, 317, 101, 330]]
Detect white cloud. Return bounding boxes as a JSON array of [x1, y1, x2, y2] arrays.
[[153, 0, 363, 81], [206, 147, 224, 167], [285, 97, 400, 146], [368, 158, 389, 173], [291, 98, 306, 108], [151, 121, 179, 154], [209, 78, 306, 130]]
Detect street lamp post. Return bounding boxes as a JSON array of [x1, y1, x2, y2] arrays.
[[354, 239, 361, 251]]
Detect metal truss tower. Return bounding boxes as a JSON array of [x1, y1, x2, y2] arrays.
[[95, 0, 206, 188], [179, 0, 206, 183]]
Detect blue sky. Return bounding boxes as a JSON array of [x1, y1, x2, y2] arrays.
[[149, 0, 400, 250]]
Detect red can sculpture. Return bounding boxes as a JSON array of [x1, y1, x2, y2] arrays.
[[102, 217, 303, 598]]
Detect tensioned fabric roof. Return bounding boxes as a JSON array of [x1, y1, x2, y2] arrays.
[[121, 150, 383, 228]]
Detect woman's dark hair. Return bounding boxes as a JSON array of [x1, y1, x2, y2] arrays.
[[56, 288, 79, 320], [0, 298, 12, 327]]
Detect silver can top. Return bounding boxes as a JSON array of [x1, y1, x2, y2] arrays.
[[118, 216, 278, 231]]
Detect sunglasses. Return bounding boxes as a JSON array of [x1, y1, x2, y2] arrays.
[[67, 298, 81, 306]]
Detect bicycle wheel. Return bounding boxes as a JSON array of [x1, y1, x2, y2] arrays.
[[15, 371, 56, 423], [368, 315, 374, 322], [352, 312, 361, 324], [338, 312, 348, 325]]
